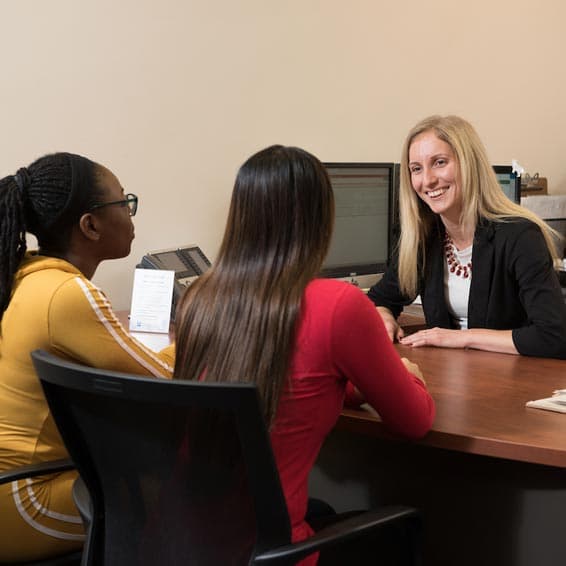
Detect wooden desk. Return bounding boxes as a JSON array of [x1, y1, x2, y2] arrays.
[[122, 307, 566, 563], [340, 344, 566, 468], [121, 307, 566, 467], [311, 310, 566, 566]]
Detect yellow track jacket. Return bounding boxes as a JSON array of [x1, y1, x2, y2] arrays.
[[0, 253, 174, 560]]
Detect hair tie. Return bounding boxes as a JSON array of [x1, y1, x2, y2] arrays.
[[14, 167, 32, 194]]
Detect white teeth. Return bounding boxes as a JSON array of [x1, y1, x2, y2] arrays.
[[427, 188, 447, 198]]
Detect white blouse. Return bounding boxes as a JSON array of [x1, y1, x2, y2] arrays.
[[444, 243, 473, 329]]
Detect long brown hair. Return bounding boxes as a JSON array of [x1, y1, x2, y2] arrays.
[[174, 145, 335, 425]]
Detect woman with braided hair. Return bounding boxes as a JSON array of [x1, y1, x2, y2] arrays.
[[0, 153, 174, 561]]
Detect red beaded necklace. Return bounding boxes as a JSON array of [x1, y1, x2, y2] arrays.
[[444, 233, 472, 279]]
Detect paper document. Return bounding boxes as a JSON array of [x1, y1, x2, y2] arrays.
[[526, 391, 566, 414], [131, 331, 172, 351], [129, 268, 175, 333]]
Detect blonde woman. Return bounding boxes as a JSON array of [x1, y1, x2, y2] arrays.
[[368, 115, 566, 359]]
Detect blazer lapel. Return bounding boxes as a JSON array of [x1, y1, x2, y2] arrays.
[[469, 221, 495, 328], [425, 225, 453, 327]]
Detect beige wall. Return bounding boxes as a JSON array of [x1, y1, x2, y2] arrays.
[[2, 0, 566, 309]]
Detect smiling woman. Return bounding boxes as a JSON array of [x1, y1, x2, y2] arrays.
[[408, 131, 464, 226], [0, 153, 173, 562], [367, 115, 566, 359]]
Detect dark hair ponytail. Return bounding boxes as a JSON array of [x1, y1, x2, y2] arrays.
[[0, 175, 27, 314], [0, 153, 100, 316]]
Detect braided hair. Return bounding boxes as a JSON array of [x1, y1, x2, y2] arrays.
[[0, 153, 102, 315]]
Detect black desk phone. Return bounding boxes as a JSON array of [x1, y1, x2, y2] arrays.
[[138, 245, 211, 306]]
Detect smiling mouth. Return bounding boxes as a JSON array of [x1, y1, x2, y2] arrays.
[[426, 188, 448, 198]]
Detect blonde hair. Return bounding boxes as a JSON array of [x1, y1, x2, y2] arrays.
[[397, 115, 561, 297]]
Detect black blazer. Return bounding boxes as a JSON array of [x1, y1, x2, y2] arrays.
[[368, 218, 566, 359]]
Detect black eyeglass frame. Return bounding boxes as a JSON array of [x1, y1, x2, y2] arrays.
[[90, 193, 138, 216]]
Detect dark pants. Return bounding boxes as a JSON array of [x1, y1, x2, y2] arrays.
[[306, 498, 420, 566]]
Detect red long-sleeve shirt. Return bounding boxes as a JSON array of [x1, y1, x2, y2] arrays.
[[270, 279, 435, 564]]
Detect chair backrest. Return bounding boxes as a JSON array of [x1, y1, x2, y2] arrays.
[[31, 349, 291, 566]]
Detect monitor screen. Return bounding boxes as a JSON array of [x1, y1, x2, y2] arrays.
[[154, 251, 188, 273], [493, 165, 521, 203], [321, 163, 394, 278]]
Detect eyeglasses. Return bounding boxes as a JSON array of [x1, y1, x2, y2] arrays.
[[90, 193, 138, 217]]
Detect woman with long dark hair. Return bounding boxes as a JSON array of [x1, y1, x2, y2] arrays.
[[174, 145, 435, 565], [0, 153, 173, 562]]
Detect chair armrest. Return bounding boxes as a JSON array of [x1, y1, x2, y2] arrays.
[[253, 505, 419, 565], [72, 475, 92, 527], [0, 458, 75, 485]]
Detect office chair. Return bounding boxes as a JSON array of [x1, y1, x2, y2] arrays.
[[31, 349, 421, 566], [0, 460, 82, 566]]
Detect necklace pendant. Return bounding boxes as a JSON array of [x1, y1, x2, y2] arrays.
[[444, 233, 472, 279]]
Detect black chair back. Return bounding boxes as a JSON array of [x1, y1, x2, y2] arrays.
[[31, 350, 291, 566]]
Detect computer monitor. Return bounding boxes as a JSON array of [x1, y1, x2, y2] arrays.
[[321, 163, 394, 282], [493, 165, 521, 203]]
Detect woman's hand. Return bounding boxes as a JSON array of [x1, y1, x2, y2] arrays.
[[376, 307, 405, 342], [400, 327, 469, 349], [400, 327, 519, 355], [400, 357, 426, 385]]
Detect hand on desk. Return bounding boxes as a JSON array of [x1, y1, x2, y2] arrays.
[[400, 327, 519, 356], [401, 357, 426, 385], [376, 306, 404, 342], [400, 327, 466, 350]]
